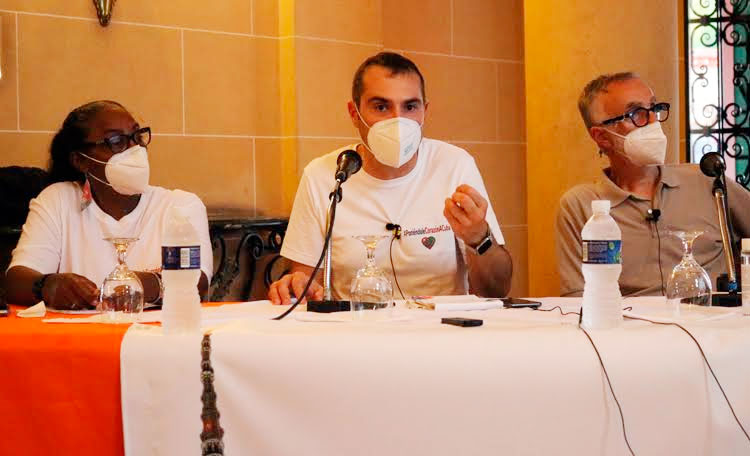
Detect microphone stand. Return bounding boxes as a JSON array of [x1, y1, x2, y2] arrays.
[[306, 180, 352, 313], [272, 179, 347, 320], [273, 149, 361, 319], [712, 176, 741, 306], [322, 182, 340, 300]]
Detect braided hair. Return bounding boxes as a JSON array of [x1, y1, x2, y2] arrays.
[[47, 100, 128, 184]]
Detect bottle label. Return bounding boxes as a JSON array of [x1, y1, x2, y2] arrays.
[[582, 240, 621, 264], [162, 246, 200, 270]]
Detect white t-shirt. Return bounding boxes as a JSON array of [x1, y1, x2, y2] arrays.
[[281, 138, 504, 299], [9, 182, 213, 287]]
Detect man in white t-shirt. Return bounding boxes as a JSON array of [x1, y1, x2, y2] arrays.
[[269, 52, 513, 304]]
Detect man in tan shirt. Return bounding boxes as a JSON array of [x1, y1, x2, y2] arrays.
[[556, 72, 750, 297]]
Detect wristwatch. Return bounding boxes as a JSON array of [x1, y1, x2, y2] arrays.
[[466, 228, 494, 255], [32, 274, 51, 301]]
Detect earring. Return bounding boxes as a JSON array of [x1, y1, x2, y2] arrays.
[[80, 177, 93, 211]]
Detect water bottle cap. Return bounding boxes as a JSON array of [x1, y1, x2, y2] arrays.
[[742, 238, 750, 252], [591, 200, 610, 214]]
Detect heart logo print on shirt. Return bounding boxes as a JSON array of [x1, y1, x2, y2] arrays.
[[421, 236, 436, 249]]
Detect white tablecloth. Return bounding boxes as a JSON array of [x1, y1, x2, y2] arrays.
[[120, 298, 750, 455]]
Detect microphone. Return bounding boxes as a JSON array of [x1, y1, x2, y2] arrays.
[[700, 152, 726, 178], [386, 222, 402, 239], [645, 208, 661, 223], [335, 149, 362, 183]]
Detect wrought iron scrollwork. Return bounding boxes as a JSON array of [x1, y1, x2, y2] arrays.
[[239, 232, 265, 299], [208, 217, 289, 301], [687, 0, 750, 188], [209, 231, 263, 301]]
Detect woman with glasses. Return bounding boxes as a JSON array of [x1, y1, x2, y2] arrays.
[[5, 100, 212, 310]]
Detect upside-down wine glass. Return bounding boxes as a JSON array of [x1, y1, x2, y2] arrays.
[[98, 237, 144, 322], [350, 235, 394, 320]]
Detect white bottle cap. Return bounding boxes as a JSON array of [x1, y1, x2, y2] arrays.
[[591, 200, 611, 214], [742, 238, 750, 253]]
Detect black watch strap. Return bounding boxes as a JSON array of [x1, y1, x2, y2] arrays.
[[32, 274, 51, 301], [466, 229, 494, 256]]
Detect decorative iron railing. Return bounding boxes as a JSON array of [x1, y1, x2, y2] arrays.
[[686, 0, 750, 187]]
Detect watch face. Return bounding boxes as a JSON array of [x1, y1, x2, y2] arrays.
[[476, 237, 493, 255]]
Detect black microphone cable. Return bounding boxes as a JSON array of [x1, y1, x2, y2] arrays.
[[534, 305, 581, 316], [623, 314, 750, 445], [536, 302, 750, 450], [646, 204, 665, 295], [535, 305, 636, 456], [386, 223, 406, 300], [655, 219, 665, 295], [579, 321, 637, 456], [273, 194, 338, 321]]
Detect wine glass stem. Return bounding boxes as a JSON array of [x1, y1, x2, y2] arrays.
[[682, 238, 695, 260], [366, 246, 376, 268], [117, 247, 126, 265]]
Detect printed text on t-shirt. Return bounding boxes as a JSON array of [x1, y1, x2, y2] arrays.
[[403, 224, 453, 237]]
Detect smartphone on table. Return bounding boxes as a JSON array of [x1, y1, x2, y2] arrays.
[[501, 298, 541, 309]]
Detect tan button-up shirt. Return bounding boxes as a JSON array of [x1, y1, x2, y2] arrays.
[[555, 164, 750, 297]]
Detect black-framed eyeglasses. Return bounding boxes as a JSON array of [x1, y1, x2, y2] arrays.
[[599, 103, 670, 128], [82, 127, 152, 154]]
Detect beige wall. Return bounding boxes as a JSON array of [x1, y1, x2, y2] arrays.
[[0, 0, 282, 214], [0, 1, 528, 296], [524, 1, 680, 296]]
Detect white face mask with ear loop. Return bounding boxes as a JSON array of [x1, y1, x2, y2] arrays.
[[353, 102, 424, 169], [605, 121, 667, 167], [79, 144, 150, 196]]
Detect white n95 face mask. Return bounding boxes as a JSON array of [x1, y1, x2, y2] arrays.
[[607, 121, 667, 167], [355, 105, 423, 168], [81, 145, 150, 195]]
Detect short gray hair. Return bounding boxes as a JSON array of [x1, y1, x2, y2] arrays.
[[578, 72, 639, 129]]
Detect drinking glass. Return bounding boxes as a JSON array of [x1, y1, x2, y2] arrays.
[[350, 235, 393, 320], [99, 237, 144, 322], [665, 229, 712, 312]]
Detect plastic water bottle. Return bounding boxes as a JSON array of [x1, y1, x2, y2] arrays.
[[161, 204, 202, 334], [581, 200, 623, 329], [742, 239, 750, 316]]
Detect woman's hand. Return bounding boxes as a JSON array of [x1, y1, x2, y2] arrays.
[[42, 273, 99, 310]]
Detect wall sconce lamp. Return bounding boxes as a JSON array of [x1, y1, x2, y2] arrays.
[[94, 0, 116, 27]]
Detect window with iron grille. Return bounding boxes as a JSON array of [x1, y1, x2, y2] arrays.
[[686, 0, 750, 187]]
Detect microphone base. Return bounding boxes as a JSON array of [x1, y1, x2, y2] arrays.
[[307, 300, 351, 313], [711, 292, 742, 307]]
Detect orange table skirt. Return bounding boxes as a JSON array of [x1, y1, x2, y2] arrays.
[[0, 306, 129, 456]]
